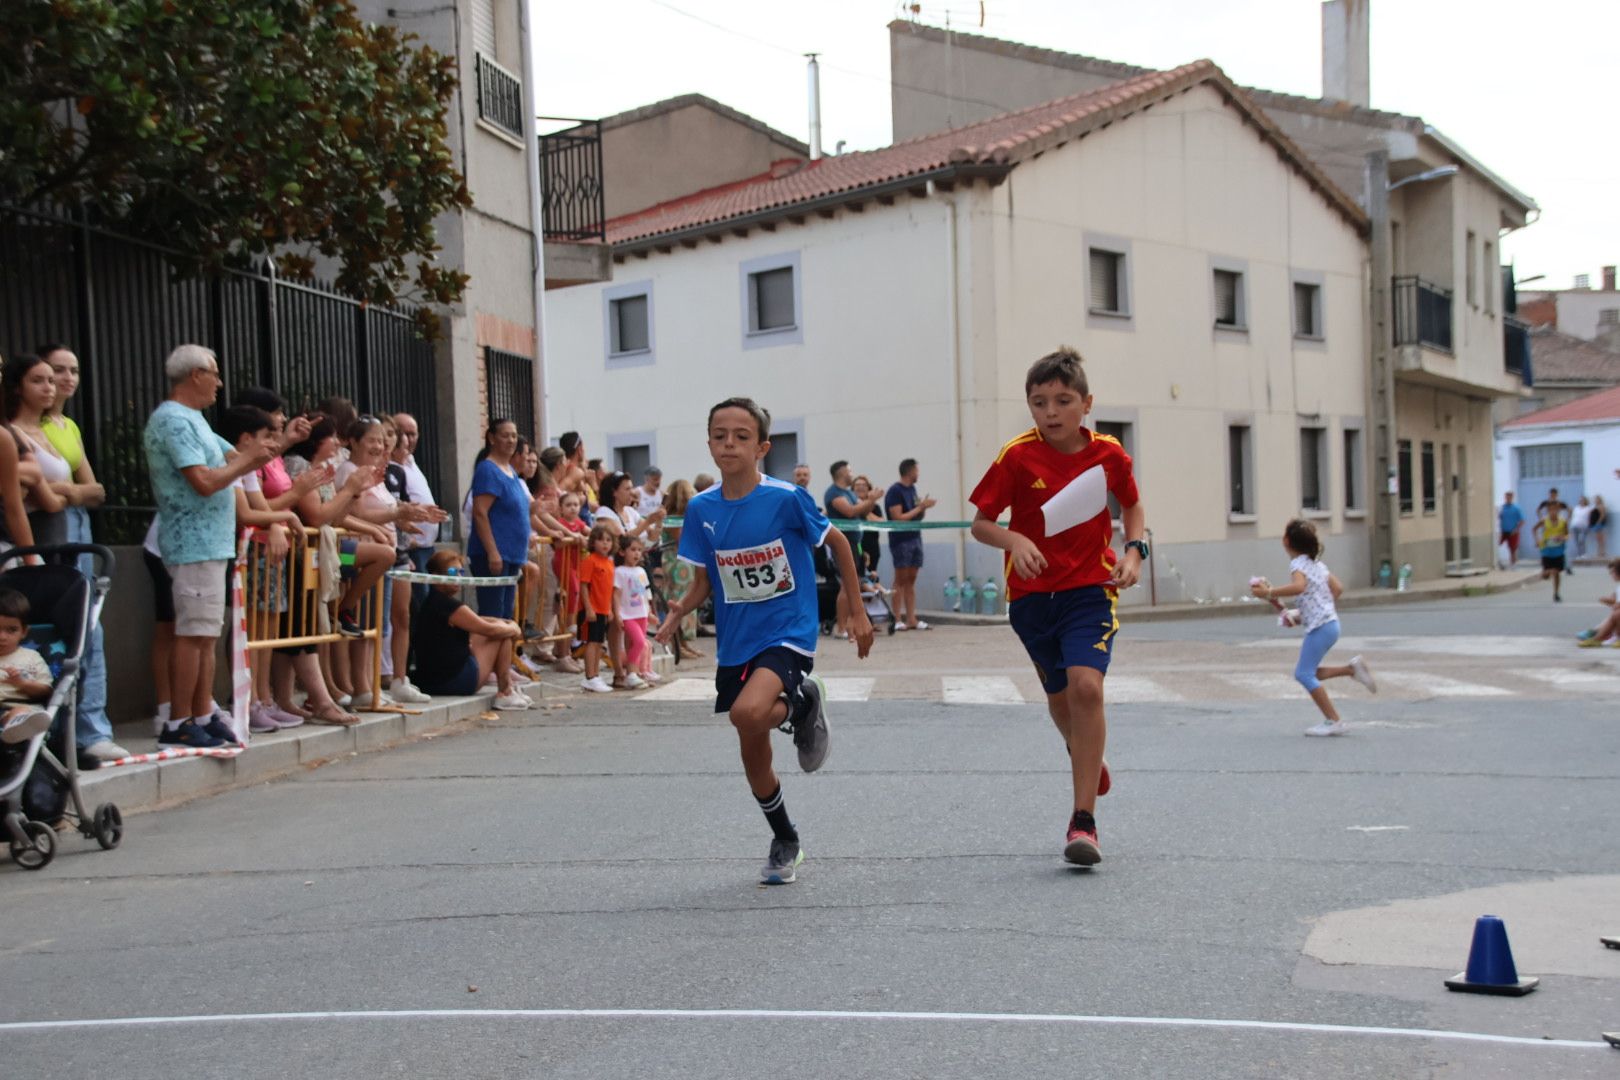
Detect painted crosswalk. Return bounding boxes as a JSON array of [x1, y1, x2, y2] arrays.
[[626, 666, 1620, 705]]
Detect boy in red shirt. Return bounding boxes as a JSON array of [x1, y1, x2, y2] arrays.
[[969, 347, 1146, 866]]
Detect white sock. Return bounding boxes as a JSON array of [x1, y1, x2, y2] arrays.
[[166, 716, 189, 732], [156, 703, 171, 724]]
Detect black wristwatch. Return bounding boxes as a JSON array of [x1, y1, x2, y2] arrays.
[[1124, 538, 1150, 560]]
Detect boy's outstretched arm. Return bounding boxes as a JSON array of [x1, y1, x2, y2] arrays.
[[824, 527, 874, 657], [655, 567, 711, 647], [970, 510, 1048, 579]]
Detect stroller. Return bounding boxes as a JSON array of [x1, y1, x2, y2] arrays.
[[0, 544, 122, 870]]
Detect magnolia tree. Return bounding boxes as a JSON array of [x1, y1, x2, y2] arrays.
[[1, 0, 473, 333]]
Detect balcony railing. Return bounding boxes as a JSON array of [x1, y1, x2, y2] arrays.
[[1392, 276, 1453, 353], [538, 118, 605, 242], [475, 53, 524, 140], [1504, 315, 1533, 386]]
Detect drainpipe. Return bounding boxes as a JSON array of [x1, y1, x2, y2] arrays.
[[931, 179, 968, 580], [518, 0, 550, 442]]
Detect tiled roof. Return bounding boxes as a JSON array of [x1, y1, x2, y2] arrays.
[[606, 61, 1366, 247], [1503, 383, 1620, 428], [1528, 328, 1620, 385]]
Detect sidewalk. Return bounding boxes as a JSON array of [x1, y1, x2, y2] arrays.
[[920, 565, 1543, 626]]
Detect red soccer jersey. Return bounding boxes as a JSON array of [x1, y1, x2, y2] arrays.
[[969, 426, 1140, 601]]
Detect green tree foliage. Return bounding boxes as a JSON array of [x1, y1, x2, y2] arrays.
[[1, 0, 473, 333]]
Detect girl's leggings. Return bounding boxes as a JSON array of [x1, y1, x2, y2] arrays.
[[1294, 618, 1340, 692], [623, 615, 649, 671]]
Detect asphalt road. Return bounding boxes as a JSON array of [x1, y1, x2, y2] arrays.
[[3, 586, 1618, 1078]]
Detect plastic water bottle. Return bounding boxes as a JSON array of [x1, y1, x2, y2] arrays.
[[960, 577, 978, 615], [980, 578, 1000, 616], [1377, 560, 1393, 589], [1397, 563, 1412, 592], [944, 576, 960, 612]]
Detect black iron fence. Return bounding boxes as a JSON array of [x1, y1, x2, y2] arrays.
[[1504, 315, 1533, 385], [1392, 276, 1453, 353], [485, 347, 536, 441], [538, 118, 606, 242], [475, 53, 524, 141], [0, 203, 442, 543]]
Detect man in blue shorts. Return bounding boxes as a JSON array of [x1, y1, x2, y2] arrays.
[[658, 398, 873, 884], [885, 458, 937, 631]]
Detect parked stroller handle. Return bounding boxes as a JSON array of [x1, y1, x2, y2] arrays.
[[0, 543, 117, 578]]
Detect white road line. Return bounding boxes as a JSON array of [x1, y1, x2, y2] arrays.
[[0, 1008, 1602, 1050], [1375, 671, 1512, 697], [1215, 673, 1302, 699], [1511, 666, 1620, 691], [634, 678, 714, 702], [942, 675, 1025, 705], [1103, 676, 1183, 703], [821, 678, 874, 702]]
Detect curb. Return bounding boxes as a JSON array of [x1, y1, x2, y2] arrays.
[[918, 571, 1540, 626]]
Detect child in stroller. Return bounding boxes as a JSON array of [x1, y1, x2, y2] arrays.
[[0, 544, 123, 870]]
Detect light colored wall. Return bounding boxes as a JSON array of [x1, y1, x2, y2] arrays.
[[602, 105, 806, 220], [1553, 290, 1620, 342], [1394, 384, 1494, 577], [1494, 421, 1620, 547]]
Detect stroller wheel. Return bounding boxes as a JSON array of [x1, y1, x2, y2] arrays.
[[92, 803, 123, 850], [11, 820, 56, 870]]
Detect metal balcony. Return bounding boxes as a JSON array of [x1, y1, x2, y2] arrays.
[[538, 118, 605, 242], [1392, 276, 1453, 353], [1504, 315, 1533, 386]]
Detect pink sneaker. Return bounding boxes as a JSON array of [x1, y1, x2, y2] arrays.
[[265, 703, 306, 729]]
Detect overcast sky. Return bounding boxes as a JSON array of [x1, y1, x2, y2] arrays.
[[537, 1, 1614, 290]]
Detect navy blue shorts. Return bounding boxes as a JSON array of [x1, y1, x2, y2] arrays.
[[714, 646, 813, 714], [1008, 585, 1119, 693], [890, 535, 924, 569], [418, 654, 479, 697]]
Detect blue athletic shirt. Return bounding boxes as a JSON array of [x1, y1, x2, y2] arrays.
[[678, 475, 833, 666]]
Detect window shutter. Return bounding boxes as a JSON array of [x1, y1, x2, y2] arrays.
[[1300, 430, 1322, 510], [753, 268, 796, 331], [613, 295, 649, 353], [1294, 283, 1316, 336], [472, 0, 496, 57], [1089, 250, 1119, 312], [1214, 270, 1239, 325]]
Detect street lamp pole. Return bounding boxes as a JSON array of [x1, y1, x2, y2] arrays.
[[1366, 150, 1397, 584]]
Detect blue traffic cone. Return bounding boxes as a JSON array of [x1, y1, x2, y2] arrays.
[[1444, 915, 1539, 995]]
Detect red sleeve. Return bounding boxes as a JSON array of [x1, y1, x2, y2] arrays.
[[1107, 444, 1140, 509], [969, 456, 1015, 519]]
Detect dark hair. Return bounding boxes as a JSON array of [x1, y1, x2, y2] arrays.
[[1025, 346, 1089, 396], [0, 588, 29, 624], [219, 404, 273, 446], [236, 386, 286, 415], [899, 457, 917, 476], [1283, 518, 1322, 560], [829, 460, 848, 480], [344, 416, 384, 448], [35, 342, 68, 360], [285, 414, 336, 461], [586, 457, 602, 474], [587, 522, 615, 548], [559, 431, 582, 457], [601, 471, 632, 508], [707, 397, 771, 441], [2, 354, 49, 421], [318, 396, 358, 435], [616, 532, 643, 565], [486, 418, 515, 445], [427, 548, 462, 576]]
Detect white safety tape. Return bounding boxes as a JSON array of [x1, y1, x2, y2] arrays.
[[386, 571, 521, 587]]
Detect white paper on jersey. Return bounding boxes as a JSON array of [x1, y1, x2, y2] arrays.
[[1040, 464, 1108, 536]]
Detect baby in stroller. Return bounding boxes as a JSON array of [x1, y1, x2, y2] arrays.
[[0, 588, 55, 749]]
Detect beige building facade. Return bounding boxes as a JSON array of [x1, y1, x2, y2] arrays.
[[545, 68, 1370, 607]]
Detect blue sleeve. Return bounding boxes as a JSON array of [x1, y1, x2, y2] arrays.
[[794, 485, 834, 547], [471, 460, 502, 499], [677, 501, 711, 566]]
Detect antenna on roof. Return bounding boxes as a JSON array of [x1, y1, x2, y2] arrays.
[[805, 53, 822, 161]]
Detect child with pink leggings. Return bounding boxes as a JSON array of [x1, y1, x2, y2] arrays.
[[615, 537, 660, 684]]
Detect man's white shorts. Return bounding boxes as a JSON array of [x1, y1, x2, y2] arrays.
[[167, 559, 229, 638]]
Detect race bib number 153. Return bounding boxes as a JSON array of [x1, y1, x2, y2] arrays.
[[715, 540, 795, 604]]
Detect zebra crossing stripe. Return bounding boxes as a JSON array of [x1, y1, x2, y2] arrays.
[[822, 678, 874, 702], [1215, 673, 1301, 699], [1103, 675, 1183, 703], [942, 676, 1025, 705], [1511, 667, 1620, 691], [635, 678, 714, 702], [1376, 671, 1512, 697]]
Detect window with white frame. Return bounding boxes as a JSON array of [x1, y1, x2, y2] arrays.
[[1300, 427, 1327, 511], [1089, 248, 1127, 315], [1294, 281, 1323, 339], [1228, 425, 1253, 515], [1343, 428, 1363, 511], [1214, 268, 1246, 329]]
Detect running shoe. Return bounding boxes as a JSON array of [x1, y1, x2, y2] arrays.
[[388, 678, 432, 705], [337, 609, 363, 638], [493, 690, 531, 711], [82, 739, 131, 762], [1578, 628, 1599, 641], [249, 703, 279, 734], [581, 676, 613, 693], [1063, 812, 1101, 866], [1304, 721, 1346, 737], [202, 717, 243, 745], [0, 709, 52, 745], [1578, 637, 1603, 648], [760, 838, 804, 884], [1349, 655, 1377, 693], [159, 719, 226, 748], [623, 673, 648, 689], [790, 674, 831, 773]]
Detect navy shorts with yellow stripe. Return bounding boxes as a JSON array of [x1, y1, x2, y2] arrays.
[[1008, 585, 1119, 693]]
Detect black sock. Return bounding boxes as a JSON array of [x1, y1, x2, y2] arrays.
[[756, 784, 798, 845], [1070, 808, 1096, 832]]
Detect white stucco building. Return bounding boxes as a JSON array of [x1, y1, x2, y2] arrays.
[[1495, 385, 1620, 550], [546, 63, 1370, 608]]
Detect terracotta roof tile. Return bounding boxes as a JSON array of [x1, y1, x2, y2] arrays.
[[1503, 383, 1620, 428], [1528, 328, 1620, 385], [605, 61, 1366, 247]]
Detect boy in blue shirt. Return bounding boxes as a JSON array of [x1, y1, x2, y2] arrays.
[[658, 398, 873, 884]]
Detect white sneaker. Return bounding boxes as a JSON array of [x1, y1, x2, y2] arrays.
[[640, 671, 661, 684], [0, 709, 52, 745], [894, 622, 909, 632], [622, 673, 647, 689], [336, 694, 352, 708], [388, 678, 432, 705], [83, 740, 132, 761], [493, 691, 531, 711], [581, 676, 613, 693], [350, 691, 392, 711], [914, 620, 931, 630], [1349, 656, 1376, 693], [1304, 721, 1346, 737]]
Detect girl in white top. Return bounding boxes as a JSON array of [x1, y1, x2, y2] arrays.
[[1249, 518, 1376, 737], [614, 536, 659, 685]]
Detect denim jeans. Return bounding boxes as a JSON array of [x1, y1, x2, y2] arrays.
[[65, 505, 114, 748]]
